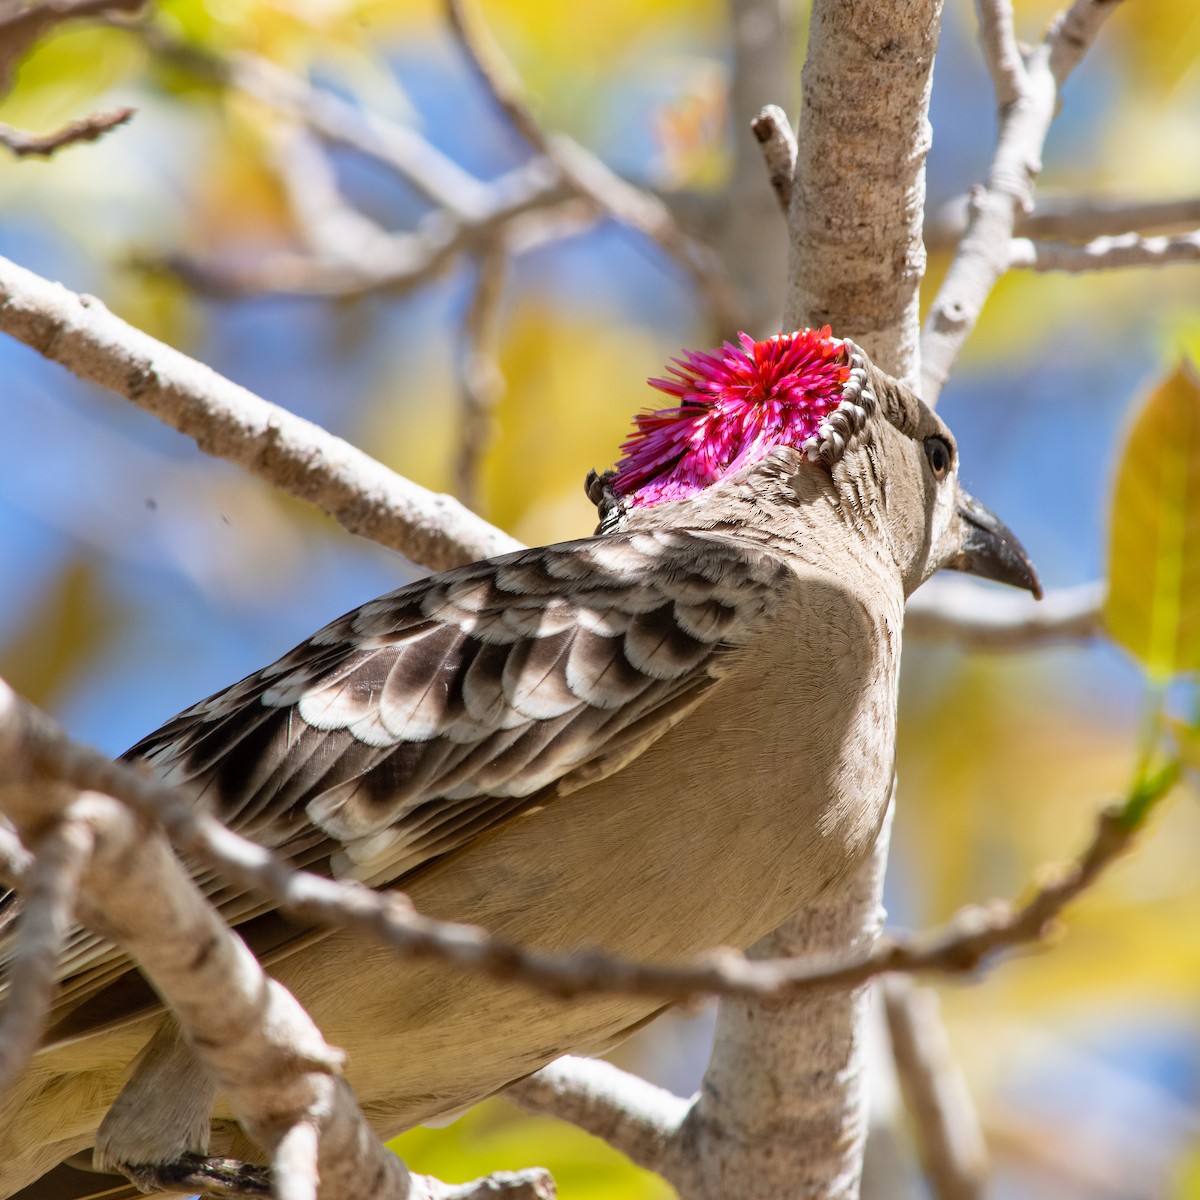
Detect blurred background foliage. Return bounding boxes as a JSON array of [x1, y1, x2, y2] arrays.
[[1, 0, 1199, 1197]]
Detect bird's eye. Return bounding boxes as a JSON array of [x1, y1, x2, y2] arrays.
[[924, 436, 952, 480]]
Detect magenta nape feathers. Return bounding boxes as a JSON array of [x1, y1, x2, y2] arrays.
[[611, 328, 853, 508]]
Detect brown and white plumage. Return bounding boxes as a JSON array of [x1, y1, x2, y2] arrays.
[[0, 334, 1040, 1199], [136, 528, 788, 886]]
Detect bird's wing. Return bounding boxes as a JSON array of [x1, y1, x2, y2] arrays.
[[131, 527, 788, 882], [2, 528, 789, 1024]]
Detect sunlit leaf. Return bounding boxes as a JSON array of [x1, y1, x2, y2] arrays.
[[1104, 362, 1200, 678], [0, 27, 144, 130], [390, 1099, 672, 1200], [1167, 715, 1200, 778], [1176, 1141, 1200, 1199]]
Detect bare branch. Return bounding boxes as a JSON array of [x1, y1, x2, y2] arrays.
[[751, 104, 796, 216], [884, 978, 989, 1200], [1045, 0, 1125, 87], [1010, 229, 1200, 272], [273, 1122, 320, 1200], [905, 578, 1103, 649], [444, 0, 738, 332], [0, 781, 415, 1200], [134, 25, 490, 216], [167, 156, 565, 300], [925, 193, 1200, 253], [0, 107, 134, 158], [270, 123, 392, 260], [0, 673, 1171, 1009], [454, 245, 508, 512], [975, 0, 1024, 108], [429, 1171, 556, 1200], [0, 743, 550, 1199], [0, 254, 521, 571], [507, 1057, 689, 1176], [0, 815, 93, 1098], [921, 0, 1125, 401]]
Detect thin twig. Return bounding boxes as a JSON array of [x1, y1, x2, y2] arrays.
[[0, 677, 1170, 1005], [975, 0, 1025, 108], [905, 578, 1103, 649], [269, 123, 391, 260], [884, 978, 989, 1200], [925, 193, 1200, 253], [750, 104, 796, 216], [0, 254, 521, 572], [166, 156, 565, 300], [1010, 230, 1200, 273], [506, 1057, 689, 1176], [132, 25, 488, 216], [443, 0, 737, 332], [921, 0, 1125, 401], [455, 246, 508, 512], [0, 107, 134, 158], [1045, 0, 1125, 86]]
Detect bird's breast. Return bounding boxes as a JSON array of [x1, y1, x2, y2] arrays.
[[268, 564, 903, 1132]]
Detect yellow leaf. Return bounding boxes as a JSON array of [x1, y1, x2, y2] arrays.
[[1104, 362, 1200, 678], [390, 1099, 672, 1200]]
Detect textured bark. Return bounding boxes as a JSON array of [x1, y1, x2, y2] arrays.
[[667, 805, 893, 1200], [681, 1, 943, 1195], [786, 0, 942, 389], [0, 255, 519, 572]]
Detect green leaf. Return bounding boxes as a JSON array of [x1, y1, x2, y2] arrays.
[[1104, 361, 1200, 678]]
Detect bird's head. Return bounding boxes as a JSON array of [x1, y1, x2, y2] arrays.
[[589, 328, 1041, 600]]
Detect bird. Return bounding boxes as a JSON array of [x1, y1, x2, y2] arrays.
[[0, 329, 1039, 1199]]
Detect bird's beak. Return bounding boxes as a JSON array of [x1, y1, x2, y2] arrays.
[[945, 489, 1043, 599]]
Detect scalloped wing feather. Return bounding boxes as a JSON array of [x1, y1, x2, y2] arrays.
[[125, 528, 789, 888], [0, 529, 791, 1024]]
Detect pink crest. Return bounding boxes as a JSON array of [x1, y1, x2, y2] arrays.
[[612, 328, 851, 508]]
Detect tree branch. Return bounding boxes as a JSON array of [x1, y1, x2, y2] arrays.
[[0, 675, 1168, 1009], [925, 192, 1200, 252], [506, 1057, 689, 1176], [0, 697, 553, 1200], [0, 107, 134, 158], [0, 815, 93, 1097], [884, 978, 989, 1200], [712, 0, 797, 332], [974, 0, 1024, 108], [443, 0, 738, 333], [786, 0, 942, 389], [921, 0, 1125, 401], [0, 0, 145, 93], [905, 578, 1103, 649], [454, 245, 508, 512], [1009, 229, 1200, 272], [751, 104, 796, 216], [0, 254, 520, 571], [133, 25, 492, 216]]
